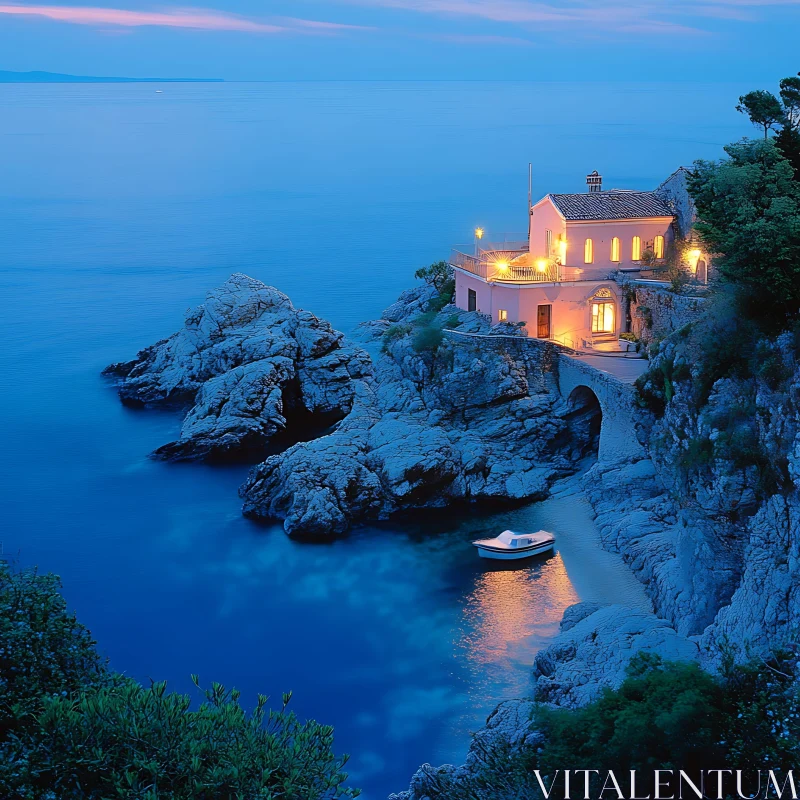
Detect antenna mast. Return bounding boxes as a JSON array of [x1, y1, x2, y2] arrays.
[[527, 162, 532, 240]]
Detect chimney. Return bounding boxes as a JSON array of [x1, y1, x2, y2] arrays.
[[586, 170, 602, 193]]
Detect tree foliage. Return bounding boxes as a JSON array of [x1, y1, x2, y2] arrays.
[[736, 73, 800, 172], [0, 565, 358, 799], [414, 261, 453, 293], [418, 652, 800, 800], [689, 138, 800, 326], [737, 89, 785, 138]]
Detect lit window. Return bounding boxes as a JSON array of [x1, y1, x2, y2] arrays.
[[498, 309, 508, 321], [654, 235, 665, 259], [611, 237, 620, 262], [592, 301, 615, 333], [545, 229, 552, 256], [584, 238, 593, 264], [632, 236, 641, 261]]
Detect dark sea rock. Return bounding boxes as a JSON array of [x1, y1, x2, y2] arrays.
[[103, 273, 371, 461]]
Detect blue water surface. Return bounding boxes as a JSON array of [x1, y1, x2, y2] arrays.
[[0, 81, 747, 796]]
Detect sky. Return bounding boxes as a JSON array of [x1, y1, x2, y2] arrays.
[[0, 0, 798, 81]]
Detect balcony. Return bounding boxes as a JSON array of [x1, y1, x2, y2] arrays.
[[449, 247, 587, 284]]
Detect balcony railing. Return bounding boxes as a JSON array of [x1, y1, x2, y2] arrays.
[[449, 249, 589, 283]]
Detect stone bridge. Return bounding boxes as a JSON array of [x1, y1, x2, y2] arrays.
[[443, 329, 648, 464], [557, 354, 647, 463]]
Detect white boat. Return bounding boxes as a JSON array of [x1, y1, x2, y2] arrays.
[[473, 529, 555, 561]]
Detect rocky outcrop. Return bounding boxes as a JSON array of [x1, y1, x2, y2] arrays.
[[103, 273, 371, 461], [532, 603, 699, 707], [240, 300, 584, 537], [388, 699, 541, 800]]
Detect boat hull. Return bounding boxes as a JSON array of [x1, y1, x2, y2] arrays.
[[474, 542, 554, 560]]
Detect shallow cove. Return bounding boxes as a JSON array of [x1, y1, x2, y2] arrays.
[[0, 80, 740, 798]]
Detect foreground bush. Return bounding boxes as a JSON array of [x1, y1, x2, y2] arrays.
[[0, 565, 358, 799], [415, 652, 800, 800]]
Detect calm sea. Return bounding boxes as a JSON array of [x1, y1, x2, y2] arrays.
[[0, 81, 746, 796]]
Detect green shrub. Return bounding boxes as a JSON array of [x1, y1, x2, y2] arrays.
[[427, 279, 456, 313], [0, 566, 109, 734], [690, 138, 800, 329], [448, 652, 799, 800], [381, 323, 410, 353], [412, 325, 444, 353], [619, 332, 638, 343], [7, 680, 356, 800], [677, 436, 714, 468], [443, 314, 461, 330], [0, 565, 358, 800], [640, 248, 657, 267], [536, 654, 724, 780]]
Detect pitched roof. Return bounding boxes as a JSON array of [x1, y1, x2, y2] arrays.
[[548, 190, 674, 221]]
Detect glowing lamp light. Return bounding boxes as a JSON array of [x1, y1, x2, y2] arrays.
[[686, 248, 703, 272], [475, 227, 485, 240], [535, 259, 548, 273], [495, 260, 510, 270]]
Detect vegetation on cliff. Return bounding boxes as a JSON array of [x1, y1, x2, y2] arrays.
[[0, 564, 358, 800], [635, 75, 800, 511], [410, 652, 800, 799]]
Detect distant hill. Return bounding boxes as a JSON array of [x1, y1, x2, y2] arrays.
[[0, 70, 223, 83]]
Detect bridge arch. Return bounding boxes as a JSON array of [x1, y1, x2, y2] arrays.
[[557, 356, 647, 464], [563, 385, 603, 460]]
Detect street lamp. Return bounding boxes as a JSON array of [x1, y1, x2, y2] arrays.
[[474, 227, 484, 257]]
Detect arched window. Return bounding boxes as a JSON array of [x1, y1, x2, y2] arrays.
[[611, 237, 620, 262], [654, 235, 665, 259], [632, 236, 641, 261], [584, 238, 593, 264]]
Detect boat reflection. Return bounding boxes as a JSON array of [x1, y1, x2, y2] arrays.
[[457, 551, 579, 708]]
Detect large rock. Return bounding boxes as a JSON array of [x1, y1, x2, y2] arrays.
[[104, 274, 371, 461], [240, 299, 583, 536], [532, 604, 699, 708]]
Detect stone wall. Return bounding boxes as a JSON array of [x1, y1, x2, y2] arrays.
[[655, 166, 695, 239], [629, 284, 706, 346]]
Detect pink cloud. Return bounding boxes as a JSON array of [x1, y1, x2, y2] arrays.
[[0, 4, 367, 34], [334, 0, 709, 34], [335, 0, 800, 35]]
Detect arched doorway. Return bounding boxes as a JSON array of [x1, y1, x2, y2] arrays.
[[564, 385, 602, 460], [590, 287, 616, 336]]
